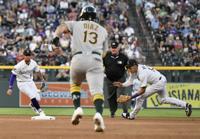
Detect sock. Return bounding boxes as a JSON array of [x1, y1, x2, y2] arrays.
[[71, 92, 81, 109], [94, 99, 104, 115], [31, 98, 41, 110]]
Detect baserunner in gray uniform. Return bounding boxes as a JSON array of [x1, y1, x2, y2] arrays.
[[52, 5, 108, 132]]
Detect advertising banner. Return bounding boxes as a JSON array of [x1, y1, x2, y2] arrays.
[[147, 83, 200, 108], [20, 82, 93, 107]]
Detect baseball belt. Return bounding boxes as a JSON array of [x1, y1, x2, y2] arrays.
[[72, 51, 101, 57]]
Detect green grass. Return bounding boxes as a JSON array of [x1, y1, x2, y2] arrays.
[[0, 108, 199, 117]]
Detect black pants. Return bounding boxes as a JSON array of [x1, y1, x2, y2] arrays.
[[104, 76, 128, 115]]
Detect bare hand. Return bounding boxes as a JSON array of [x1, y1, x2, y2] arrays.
[[6, 89, 13, 96], [113, 82, 123, 87]]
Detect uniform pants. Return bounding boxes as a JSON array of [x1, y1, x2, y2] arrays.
[[130, 76, 187, 118], [70, 54, 104, 95], [104, 76, 128, 115], [17, 81, 41, 101]]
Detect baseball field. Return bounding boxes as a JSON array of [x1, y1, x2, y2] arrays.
[[0, 108, 199, 139]]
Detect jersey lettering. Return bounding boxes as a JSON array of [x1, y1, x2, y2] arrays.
[[83, 31, 98, 44]]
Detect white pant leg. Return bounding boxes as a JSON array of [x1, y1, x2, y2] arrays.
[[17, 81, 41, 101], [130, 96, 144, 119], [130, 80, 166, 118], [158, 86, 186, 108], [86, 57, 104, 96]]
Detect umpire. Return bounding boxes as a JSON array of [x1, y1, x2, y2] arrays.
[[103, 41, 129, 118]]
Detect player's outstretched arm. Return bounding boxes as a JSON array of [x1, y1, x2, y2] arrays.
[[117, 87, 146, 103], [113, 82, 123, 87], [52, 24, 69, 46], [6, 73, 16, 96], [130, 87, 146, 99]]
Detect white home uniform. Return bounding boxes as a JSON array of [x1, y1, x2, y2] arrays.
[[123, 64, 187, 119], [65, 20, 108, 95], [132, 79, 141, 94], [12, 59, 41, 101], [130, 79, 141, 109]]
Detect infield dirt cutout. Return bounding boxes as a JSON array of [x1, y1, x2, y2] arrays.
[[0, 116, 199, 139]]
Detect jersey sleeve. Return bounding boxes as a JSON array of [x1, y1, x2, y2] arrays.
[[132, 79, 141, 91], [64, 21, 75, 33], [139, 73, 148, 88], [34, 62, 40, 72], [11, 63, 21, 75], [122, 73, 136, 87]]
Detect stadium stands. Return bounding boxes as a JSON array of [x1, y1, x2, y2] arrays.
[[0, 0, 138, 65], [140, 0, 200, 66]]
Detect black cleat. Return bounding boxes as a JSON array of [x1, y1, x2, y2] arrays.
[[185, 103, 192, 117], [121, 112, 135, 120], [110, 112, 115, 118]]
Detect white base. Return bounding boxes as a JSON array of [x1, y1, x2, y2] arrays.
[[31, 115, 56, 120]]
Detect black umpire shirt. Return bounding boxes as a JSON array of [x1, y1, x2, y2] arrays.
[[103, 51, 128, 82]]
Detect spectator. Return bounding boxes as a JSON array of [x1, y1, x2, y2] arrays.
[[141, 0, 200, 66]]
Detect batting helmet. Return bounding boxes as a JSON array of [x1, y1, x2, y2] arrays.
[[79, 5, 97, 21], [23, 49, 32, 56], [126, 59, 138, 69]]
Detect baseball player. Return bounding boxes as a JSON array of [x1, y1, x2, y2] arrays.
[[113, 59, 192, 119], [6, 49, 55, 120], [52, 5, 108, 132]]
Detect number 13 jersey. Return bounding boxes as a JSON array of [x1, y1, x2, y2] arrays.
[[65, 21, 108, 55]]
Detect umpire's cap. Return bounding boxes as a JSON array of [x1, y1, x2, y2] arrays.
[[111, 41, 119, 48], [126, 59, 138, 69], [23, 49, 32, 56], [79, 5, 97, 21]]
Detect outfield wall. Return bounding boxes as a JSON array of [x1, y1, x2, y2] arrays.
[[147, 83, 200, 108], [0, 66, 200, 108], [0, 80, 199, 108]]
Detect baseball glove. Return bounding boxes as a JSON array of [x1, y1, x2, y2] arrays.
[[117, 95, 131, 103], [40, 82, 48, 92]]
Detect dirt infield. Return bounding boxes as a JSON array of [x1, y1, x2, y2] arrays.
[[0, 116, 199, 139]]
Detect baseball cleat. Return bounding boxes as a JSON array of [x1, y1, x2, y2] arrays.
[[121, 112, 130, 119], [39, 110, 46, 117], [93, 112, 105, 132], [71, 107, 83, 125], [122, 112, 134, 120], [31, 115, 56, 120], [185, 103, 192, 117]]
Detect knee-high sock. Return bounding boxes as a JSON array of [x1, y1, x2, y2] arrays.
[[93, 93, 104, 115]]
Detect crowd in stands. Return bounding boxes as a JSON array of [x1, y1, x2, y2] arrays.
[[141, 0, 200, 66], [0, 0, 144, 80]]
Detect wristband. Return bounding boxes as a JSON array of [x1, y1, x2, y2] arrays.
[[130, 91, 140, 99]]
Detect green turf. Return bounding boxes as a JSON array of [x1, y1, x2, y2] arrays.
[[0, 108, 199, 117]]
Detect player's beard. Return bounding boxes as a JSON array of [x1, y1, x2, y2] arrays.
[[24, 55, 31, 65], [25, 59, 31, 65]]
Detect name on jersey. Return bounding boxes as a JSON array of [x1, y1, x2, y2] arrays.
[[19, 69, 33, 74], [84, 23, 99, 31]]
